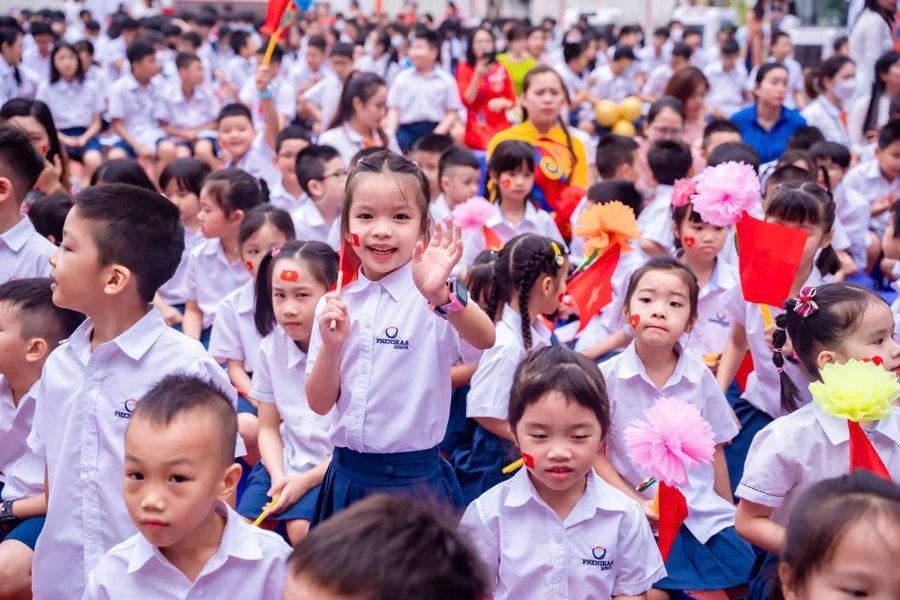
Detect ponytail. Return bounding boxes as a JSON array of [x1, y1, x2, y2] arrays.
[[863, 51, 900, 138], [773, 312, 803, 414]]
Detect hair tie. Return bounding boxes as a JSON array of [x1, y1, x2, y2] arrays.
[[774, 348, 782, 354], [776, 367, 784, 374], [793, 286, 818, 318], [410, 158, 419, 167], [271, 248, 281, 257], [550, 241, 564, 266]]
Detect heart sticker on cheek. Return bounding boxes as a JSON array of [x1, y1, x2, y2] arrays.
[[245, 261, 254, 272], [863, 356, 884, 366], [280, 270, 299, 282], [38, 145, 47, 155], [684, 237, 696, 247], [521, 453, 535, 469], [500, 177, 512, 189], [630, 314, 640, 329]]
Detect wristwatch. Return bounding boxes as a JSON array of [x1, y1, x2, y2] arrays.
[[0, 499, 15, 521], [429, 278, 469, 319]]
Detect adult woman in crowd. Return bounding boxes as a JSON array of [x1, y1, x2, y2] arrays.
[[849, 0, 895, 100], [662, 66, 710, 147], [801, 55, 856, 147]]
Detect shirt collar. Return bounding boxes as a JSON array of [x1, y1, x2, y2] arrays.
[[751, 104, 789, 127], [700, 260, 738, 299], [488, 202, 538, 227], [503, 467, 604, 522], [351, 261, 416, 302], [236, 279, 256, 314], [811, 402, 900, 446], [280, 327, 308, 369], [499, 304, 552, 347], [617, 340, 702, 387], [1, 216, 38, 252], [295, 199, 325, 227], [123, 73, 141, 91], [113, 307, 169, 360]]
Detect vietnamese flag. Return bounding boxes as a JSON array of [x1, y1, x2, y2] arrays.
[[657, 482, 689, 563], [483, 225, 503, 251], [261, 0, 297, 38], [849, 421, 891, 479], [330, 234, 361, 293], [566, 244, 621, 339], [734, 213, 808, 307]]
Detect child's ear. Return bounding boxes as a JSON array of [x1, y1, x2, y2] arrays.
[[103, 263, 133, 297], [684, 313, 697, 334], [817, 348, 837, 370], [24, 337, 50, 364], [777, 563, 800, 600], [540, 274, 554, 297], [229, 209, 245, 226], [671, 221, 680, 241], [686, 165, 695, 178], [0, 176, 14, 204], [47, 234, 57, 245], [439, 175, 450, 193], [308, 179, 323, 198], [217, 462, 243, 501]]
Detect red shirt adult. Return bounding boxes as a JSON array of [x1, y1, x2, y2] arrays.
[[456, 61, 516, 151]]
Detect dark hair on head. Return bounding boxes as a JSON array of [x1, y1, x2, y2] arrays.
[[413, 28, 441, 50], [49, 43, 85, 84], [465, 250, 499, 308], [0, 98, 70, 192], [776, 149, 814, 172], [647, 139, 692, 185], [0, 28, 21, 67], [254, 239, 338, 337], [773, 471, 900, 600], [701, 119, 741, 151], [755, 61, 788, 87], [721, 38, 740, 55], [307, 33, 327, 52], [275, 124, 312, 153], [349, 145, 384, 168], [507, 345, 610, 435], [158, 157, 210, 198], [125, 39, 155, 64], [587, 179, 642, 218], [73, 38, 95, 58], [295, 144, 342, 195], [786, 126, 825, 151], [181, 31, 202, 48], [238, 204, 295, 250], [833, 35, 849, 52], [563, 41, 585, 63], [256, 42, 283, 64], [73, 184, 184, 303], [707, 141, 761, 173], [663, 66, 708, 106], [202, 168, 268, 216], [671, 197, 710, 238], [216, 102, 253, 126], [506, 24, 528, 42], [671, 42, 692, 60], [328, 72, 389, 140], [29, 22, 53, 37], [465, 26, 494, 66], [342, 150, 431, 239], [174, 51, 200, 70], [595, 134, 639, 180], [131, 374, 237, 467], [646, 95, 685, 126], [438, 146, 480, 182], [289, 494, 490, 600], [229, 29, 251, 54], [774, 283, 885, 414], [487, 140, 535, 201], [809, 141, 852, 170], [864, 52, 900, 136], [878, 118, 900, 150], [91, 159, 157, 190], [683, 27, 701, 40], [612, 46, 636, 62], [770, 29, 791, 48], [0, 122, 46, 202], [486, 234, 567, 350], [0, 278, 85, 346], [765, 164, 814, 199], [624, 256, 699, 321], [809, 55, 853, 101], [28, 192, 72, 245], [652, 26, 670, 39], [412, 132, 454, 154]]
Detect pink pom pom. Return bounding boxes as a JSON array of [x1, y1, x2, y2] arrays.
[[671, 178, 697, 208], [624, 397, 716, 487], [451, 196, 495, 230], [690, 161, 761, 227]]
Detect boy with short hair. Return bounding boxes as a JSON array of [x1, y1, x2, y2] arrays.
[[84, 374, 290, 599], [0, 124, 54, 281], [283, 495, 490, 600], [746, 30, 805, 110], [704, 38, 748, 118], [639, 138, 693, 256], [269, 125, 313, 212], [591, 45, 637, 104], [557, 41, 592, 126], [683, 27, 706, 69], [701, 119, 743, 160], [225, 30, 257, 92], [642, 42, 691, 101], [0, 278, 84, 599], [291, 145, 346, 250], [432, 146, 481, 223], [595, 133, 640, 182], [411, 133, 455, 201], [302, 42, 355, 135], [107, 39, 166, 163], [637, 27, 670, 77], [27, 184, 242, 600], [386, 29, 461, 154], [23, 21, 53, 81]]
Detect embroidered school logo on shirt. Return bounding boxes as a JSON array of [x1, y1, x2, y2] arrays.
[[709, 310, 730, 328], [376, 325, 409, 350], [582, 545, 614, 570], [114, 398, 138, 420]]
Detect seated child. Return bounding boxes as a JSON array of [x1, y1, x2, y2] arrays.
[[301, 42, 355, 135], [638, 138, 694, 256], [268, 125, 312, 213], [84, 374, 291, 599], [700, 119, 743, 162], [291, 145, 347, 250], [431, 146, 481, 224], [0, 278, 84, 598], [284, 495, 490, 600], [225, 30, 257, 92], [28, 192, 73, 246], [107, 39, 166, 163], [411, 132, 455, 201]]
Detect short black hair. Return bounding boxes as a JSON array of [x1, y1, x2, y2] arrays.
[[612, 45, 636, 62], [30, 22, 53, 37], [174, 51, 200, 70], [647, 139, 692, 185], [307, 34, 327, 52], [158, 157, 210, 196], [289, 495, 491, 600], [238, 204, 296, 248], [879, 119, 900, 150], [438, 146, 480, 182], [586, 179, 642, 218], [833, 35, 849, 51], [0, 123, 45, 203], [653, 27, 670, 39], [275, 124, 312, 153], [787, 125, 825, 151], [771, 29, 791, 47], [28, 192, 73, 246], [618, 25, 639, 39], [412, 133, 454, 155], [73, 184, 185, 303], [683, 27, 702, 40], [809, 141, 851, 170], [413, 28, 440, 50], [0, 278, 85, 347], [256, 41, 283, 63], [721, 38, 740, 55], [181, 30, 201, 48], [765, 164, 813, 197], [91, 159, 158, 190], [707, 141, 760, 173], [701, 118, 741, 150], [216, 102, 253, 126], [162, 23, 182, 37], [295, 145, 342, 195], [329, 41, 354, 59], [671, 42, 692, 59], [595, 134, 639, 180], [131, 374, 237, 468], [125, 39, 155, 64], [229, 29, 251, 54], [85, 20, 100, 32], [563, 41, 585, 63], [349, 146, 385, 168]]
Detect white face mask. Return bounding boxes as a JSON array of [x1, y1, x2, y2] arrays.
[[391, 34, 404, 48], [833, 79, 856, 104], [671, 28, 683, 42]]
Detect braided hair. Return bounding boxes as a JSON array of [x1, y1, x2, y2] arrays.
[[486, 234, 566, 350], [773, 283, 886, 414]]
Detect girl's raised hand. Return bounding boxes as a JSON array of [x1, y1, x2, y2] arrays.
[[318, 292, 350, 349], [412, 217, 463, 305]]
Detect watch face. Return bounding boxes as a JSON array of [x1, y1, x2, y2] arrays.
[[455, 280, 468, 305]]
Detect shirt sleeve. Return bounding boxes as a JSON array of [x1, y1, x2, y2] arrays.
[[386, 72, 402, 109], [735, 420, 796, 507], [721, 284, 747, 326], [207, 299, 245, 362], [81, 571, 102, 600], [465, 339, 518, 419], [302, 79, 326, 106], [611, 503, 667, 596], [445, 73, 463, 112], [699, 369, 740, 444], [305, 297, 327, 375], [184, 251, 200, 302], [459, 501, 500, 592], [249, 344, 276, 404], [26, 366, 50, 458], [106, 83, 126, 120]]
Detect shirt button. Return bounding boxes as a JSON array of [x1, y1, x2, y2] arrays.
[[555, 534, 563, 543], [384, 465, 395, 476]]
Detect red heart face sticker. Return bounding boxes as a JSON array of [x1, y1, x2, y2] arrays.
[[280, 270, 299, 282], [684, 237, 696, 247], [521, 453, 535, 469], [245, 261, 254, 272], [863, 356, 884, 366], [500, 177, 512, 189], [630, 314, 640, 329], [38, 145, 47, 155]]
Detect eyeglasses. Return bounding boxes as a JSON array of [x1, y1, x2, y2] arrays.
[[319, 169, 348, 181], [650, 125, 685, 137]]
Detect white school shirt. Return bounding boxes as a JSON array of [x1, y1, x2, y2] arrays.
[[22, 46, 51, 82], [738, 403, 900, 527], [641, 63, 672, 99], [848, 94, 889, 155], [107, 73, 166, 148], [0, 60, 39, 104], [268, 182, 308, 213], [600, 342, 740, 543], [208, 280, 262, 372], [83, 502, 290, 600], [185, 238, 252, 329], [36, 78, 104, 130], [223, 135, 282, 190], [238, 73, 295, 131], [837, 158, 900, 243], [0, 216, 54, 281], [305, 262, 459, 453], [556, 61, 588, 103], [638, 45, 669, 75], [354, 53, 401, 86], [703, 60, 748, 117], [466, 305, 551, 420], [747, 56, 804, 110], [225, 55, 256, 91], [683, 261, 740, 360], [100, 36, 125, 81], [157, 82, 221, 131], [0, 378, 43, 502], [251, 327, 335, 474], [801, 96, 851, 147], [386, 66, 462, 125], [157, 227, 204, 307], [637, 185, 675, 255], [590, 64, 638, 104], [317, 125, 402, 166], [460, 468, 666, 600], [303, 74, 344, 133], [430, 194, 452, 225], [27, 308, 243, 600], [722, 267, 829, 418], [289, 199, 342, 250]]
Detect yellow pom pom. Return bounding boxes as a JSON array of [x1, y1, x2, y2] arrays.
[[809, 360, 900, 422], [619, 96, 643, 122], [594, 100, 620, 127], [611, 119, 636, 136]]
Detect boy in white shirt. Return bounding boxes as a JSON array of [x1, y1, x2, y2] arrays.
[[639, 138, 694, 257], [432, 146, 482, 223], [22, 22, 53, 81], [746, 31, 806, 110], [0, 124, 55, 281], [642, 42, 691, 101], [239, 44, 295, 132], [269, 125, 312, 212], [84, 374, 290, 599], [291, 145, 346, 249], [225, 30, 257, 93], [410, 133, 455, 202], [282, 34, 328, 120], [590, 45, 638, 104], [704, 39, 749, 118], [637, 27, 671, 77], [301, 42, 355, 135], [27, 184, 243, 600], [107, 39, 166, 165], [0, 278, 84, 599]]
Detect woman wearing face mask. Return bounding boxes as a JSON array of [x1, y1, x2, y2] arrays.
[[801, 55, 857, 147]]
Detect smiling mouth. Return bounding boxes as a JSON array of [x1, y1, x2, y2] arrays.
[[367, 245, 397, 258]]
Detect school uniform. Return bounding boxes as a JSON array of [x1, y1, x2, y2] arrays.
[[239, 73, 295, 131], [0, 377, 45, 551], [386, 65, 462, 153], [289, 199, 342, 250], [36, 78, 105, 159], [237, 327, 336, 523], [27, 307, 243, 600], [303, 74, 345, 135], [461, 467, 665, 599], [0, 215, 54, 281], [555, 61, 591, 126], [637, 184, 675, 255], [452, 305, 552, 504], [22, 47, 51, 82], [430, 194, 452, 225], [683, 261, 740, 360], [638, 45, 670, 75], [747, 56, 804, 110], [590, 64, 638, 104], [600, 342, 755, 590], [207, 279, 263, 405], [459, 203, 566, 272], [305, 262, 464, 523], [704, 60, 748, 117], [157, 82, 221, 139], [83, 502, 290, 600], [641, 63, 672, 99], [801, 95, 851, 147], [225, 55, 256, 92], [106, 73, 166, 155], [101, 36, 126, 82], [0, 60, 39, 104], [354, 53, 401, 86], [222, 135, 282, 190], [268, 182, 308, 213], [835, 157, 900, 249], [157, 227, 204, 309], [317, 124, 402, 167], [185, 238, 252, 330]]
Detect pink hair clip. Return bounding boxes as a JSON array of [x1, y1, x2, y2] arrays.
[[271, 248, 281, 258], [793, 287, 818, 318]]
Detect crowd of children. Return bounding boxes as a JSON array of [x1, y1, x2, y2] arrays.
[[3, 3, 900, 600]]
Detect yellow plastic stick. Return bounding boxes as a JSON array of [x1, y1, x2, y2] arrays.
[[252, 493, 281, 527], [329, 275, 343, 332], [501, 458, 523, 474], [261, 29, 282, 67], [760, 304, 773, 327], [651, 487, 660, 516]]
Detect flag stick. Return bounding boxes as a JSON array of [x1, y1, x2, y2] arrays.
[[252, 494, 281, 526], [329, 276, 343, 332]]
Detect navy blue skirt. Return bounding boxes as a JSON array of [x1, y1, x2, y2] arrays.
[[653, 525, 755, 591], [450, 423, 514, 505], [439, 386, 477, 457], [236, 461, 320, 522], [724, 390, 774, 496], [747, 550, 779, 600], [310, 446, 463, 527]]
